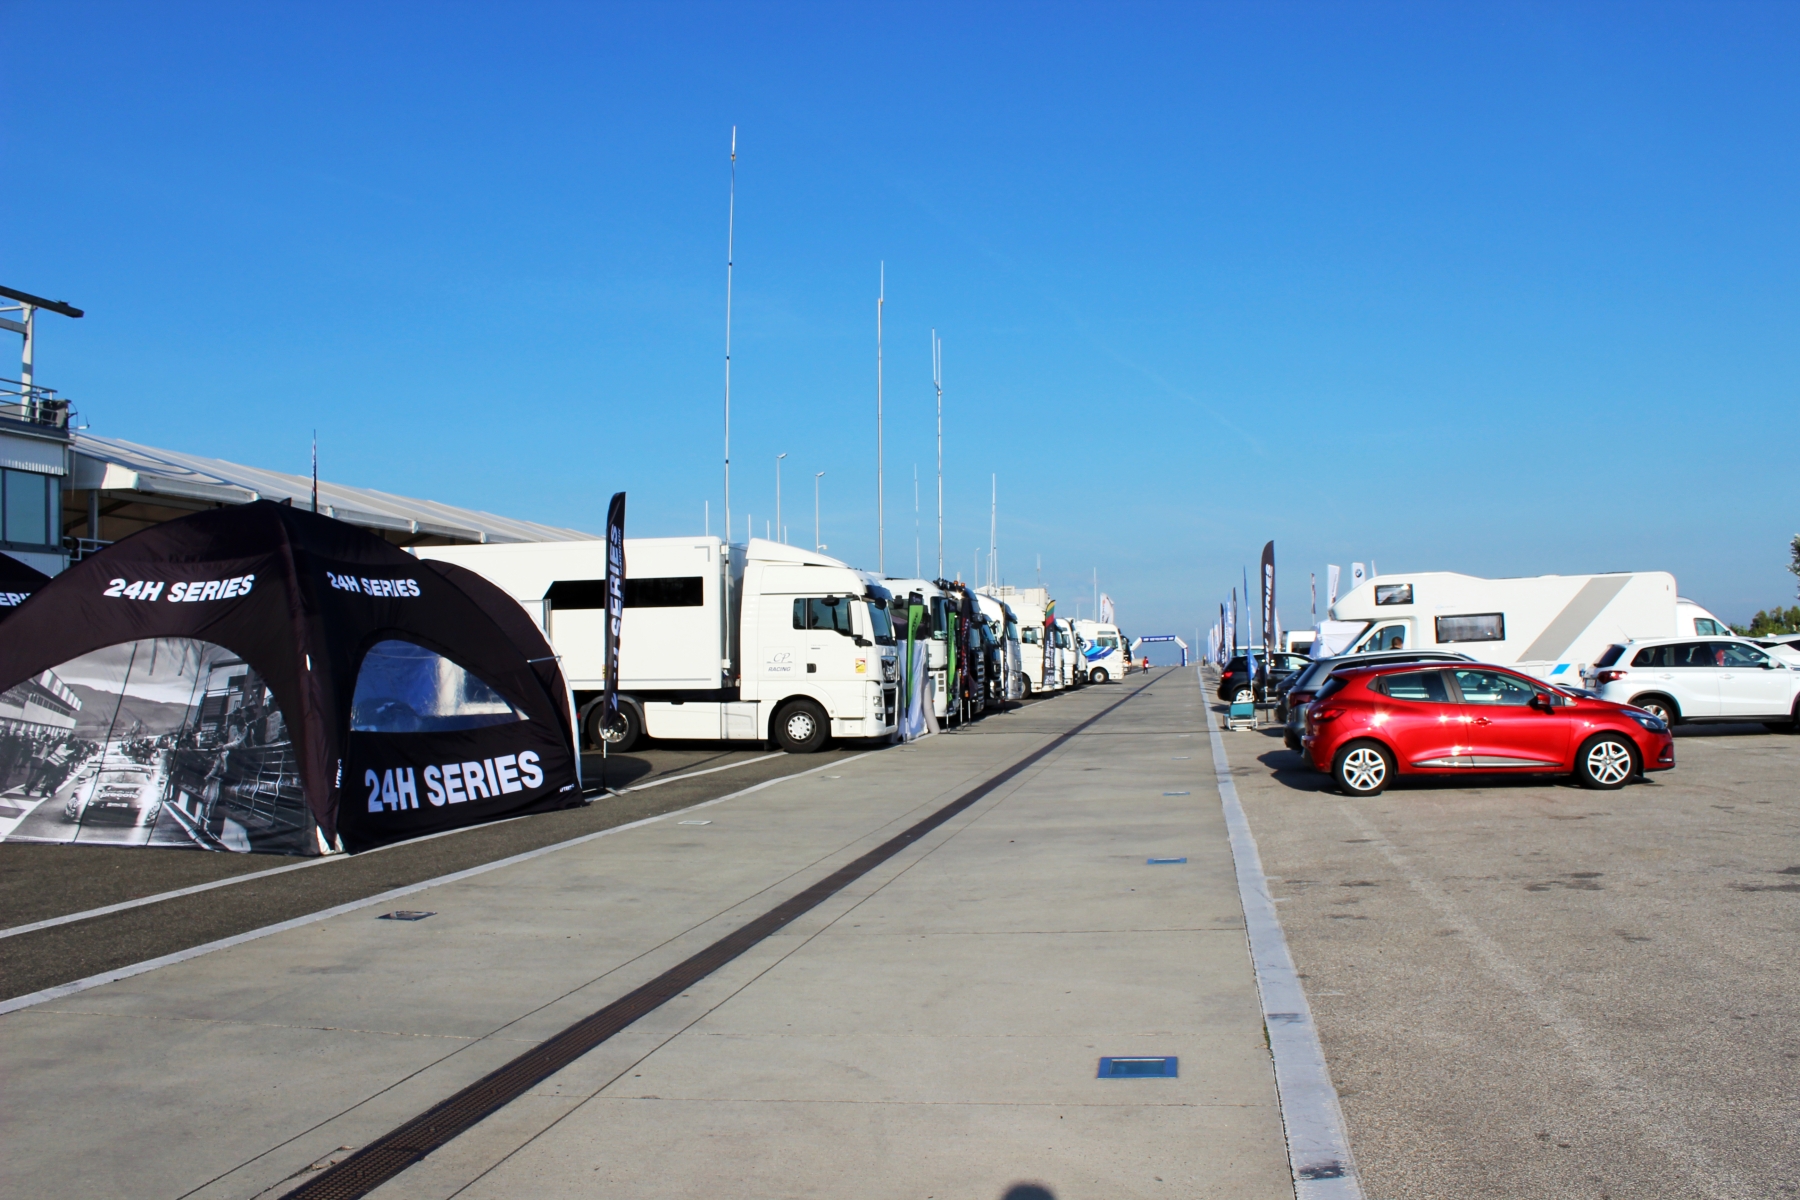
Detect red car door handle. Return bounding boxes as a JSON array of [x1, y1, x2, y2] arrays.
[[1472, 716, 1491, 726]]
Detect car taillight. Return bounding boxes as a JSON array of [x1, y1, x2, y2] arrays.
[[1313, 707, 1345, 723], [1596, 670, 1626, 684], [1221, 670, 1234, 679]]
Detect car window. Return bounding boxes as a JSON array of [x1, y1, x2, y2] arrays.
[[1631, 645, 1669, 667], [1594, 645, 1626, 668], [1379, 670, 1450, 703], [1452, 669, 1538, 706], [1671, 642, 1716, 668], [1715, 642, 1769, 668]]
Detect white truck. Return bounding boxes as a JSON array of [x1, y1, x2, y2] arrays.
[[415, 537, 898, 752], [1072, 619, 1126, 683], [975, 589, 1023, 701], [1009, 599, 1056, 695], [1054, 618, 1084, 688], [1325, 571, 1729, 686], [885, 577, 954, 722]]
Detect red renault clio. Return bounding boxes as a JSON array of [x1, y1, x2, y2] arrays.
[[1302, 663, 1675, 796]]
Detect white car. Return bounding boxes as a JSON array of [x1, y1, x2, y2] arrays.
[[1583, 637, 1800, 730]]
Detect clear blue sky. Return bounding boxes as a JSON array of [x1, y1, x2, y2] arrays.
[[7, 2, 1797, 646]]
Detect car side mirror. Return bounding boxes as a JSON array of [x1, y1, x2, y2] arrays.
[[1530, 692, 1556, 712]]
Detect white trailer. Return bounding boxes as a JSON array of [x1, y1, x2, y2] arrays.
[[1072, 619, 1125, 683], [415, 537, 898, 752], [1326, 571, 1726, 685]]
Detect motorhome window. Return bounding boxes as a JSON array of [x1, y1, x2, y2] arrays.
[[866, 601, 896, 645], [1358, 623, 1407, 653], [624, 577, 704, 607], [1377, 671, 1450, 703], [1593, 645, 1626, 668], [351, 640, 525, 732], [1694, 618, 1727, 636], [1374, 584, 1414, 606], [1435, 614, 1504, 643]]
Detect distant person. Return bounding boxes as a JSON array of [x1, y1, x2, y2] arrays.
[[1388, 635, 1404, 650], [1141, 655, 1151, 673]]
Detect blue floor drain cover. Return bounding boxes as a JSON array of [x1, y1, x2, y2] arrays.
[[1147, 857, 1187, 865], [1098, 1056, 1178, 1078]]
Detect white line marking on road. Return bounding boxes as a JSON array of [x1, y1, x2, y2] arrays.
[[1198, 666, 1363, 1199], [1338, 804, 1752, 1200], [0, 753, 871, 1017], [0, 752, 794, 942]]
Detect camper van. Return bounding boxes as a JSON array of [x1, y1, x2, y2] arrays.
[[1326, 571, 1728, 685], [415, 538, 898, 753], [1072, 620, 1126, 682]]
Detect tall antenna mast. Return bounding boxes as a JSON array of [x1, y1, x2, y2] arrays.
[[932, 329, 942, 580], [723, 126, 737, 549], [914, 464, 920, 578], [311, 432, 318, 513], [876, 262, 885, 575], [990, 474, 997, 589]]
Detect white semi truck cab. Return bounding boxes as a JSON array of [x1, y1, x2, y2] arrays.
[[415, 537, 898, 752]]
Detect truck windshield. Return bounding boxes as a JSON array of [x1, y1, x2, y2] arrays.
[[866, 601, 896, 645], [931, 597, 948, 639]]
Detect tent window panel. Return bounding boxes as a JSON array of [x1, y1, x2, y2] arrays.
[[351, 640, 526, 732]]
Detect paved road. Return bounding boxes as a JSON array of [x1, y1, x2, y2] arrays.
[[1210, 667, 1800, 1200], [0, 673, 1297, 1200]]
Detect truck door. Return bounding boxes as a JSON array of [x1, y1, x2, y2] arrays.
[[803, 596, 860, 694]]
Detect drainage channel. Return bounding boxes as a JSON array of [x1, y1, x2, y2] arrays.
[[285, 676, 1157, 1200]]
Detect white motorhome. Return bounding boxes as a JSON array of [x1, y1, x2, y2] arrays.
[[415, 537, 898, 752], [1072, 620, 1126, 683], [1326, 571, 1728, 685]]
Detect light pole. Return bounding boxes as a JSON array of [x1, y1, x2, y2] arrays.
[[814, 471, 826, 551], [775, 452, 786, 544]]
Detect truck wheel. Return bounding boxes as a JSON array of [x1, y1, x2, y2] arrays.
[[1575, 733, 1637, 789], [1332, 740, 1393, 796], [774, 700, 830, 753], [586, 701, 642, 753], [1090, 668, 1109, 684], [1628, 694, 1678, 726], [1019, 678, 1033, 697]]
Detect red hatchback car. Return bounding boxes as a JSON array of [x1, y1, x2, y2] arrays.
[[1302, 663, 1675, 796]]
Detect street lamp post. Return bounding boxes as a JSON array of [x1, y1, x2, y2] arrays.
[[814, 471, 825, 551], [775, 453, 786, 545]]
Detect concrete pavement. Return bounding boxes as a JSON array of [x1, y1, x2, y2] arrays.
[[0, 673, 1302, 1200]]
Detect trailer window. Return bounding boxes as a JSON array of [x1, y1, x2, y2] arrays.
[[624, 577, 703, 607], [1435, 613, 1505, 643]]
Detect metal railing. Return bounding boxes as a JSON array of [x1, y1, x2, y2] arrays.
[[0, 378, 74, 432], [64, 537, 112, 563]]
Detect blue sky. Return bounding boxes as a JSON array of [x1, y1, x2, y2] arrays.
[[6, 2, 1797, 647]]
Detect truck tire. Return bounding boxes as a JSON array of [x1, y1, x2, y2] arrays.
[[774, 700, 831, 753], [586, 701, 643, 754], [1089, 668, 1109, 684]]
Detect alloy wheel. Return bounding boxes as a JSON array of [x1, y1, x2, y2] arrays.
[[1584, 739, 1633, 786], [1340, 747, 1387, 792]]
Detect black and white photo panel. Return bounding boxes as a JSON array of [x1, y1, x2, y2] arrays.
[[0, 638, 315, 854]]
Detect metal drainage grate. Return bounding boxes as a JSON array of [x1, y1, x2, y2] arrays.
[[378, 911, 435, 922], [1162, 791, 1190, 796], [677, 820, 712, 825], [1098, 1056, 1178, 1079], [1146, 857, 1187, 865]]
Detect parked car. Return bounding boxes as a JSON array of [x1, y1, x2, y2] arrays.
[[1279, 650, 1476, 751], [1580, 637, 1800, 731], [1216, 651, 1310, 702], [1302, 662, 1675, 795]]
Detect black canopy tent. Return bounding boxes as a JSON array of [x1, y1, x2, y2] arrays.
[[0, 552, 50, 620], [0, 501, 579, 855]]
